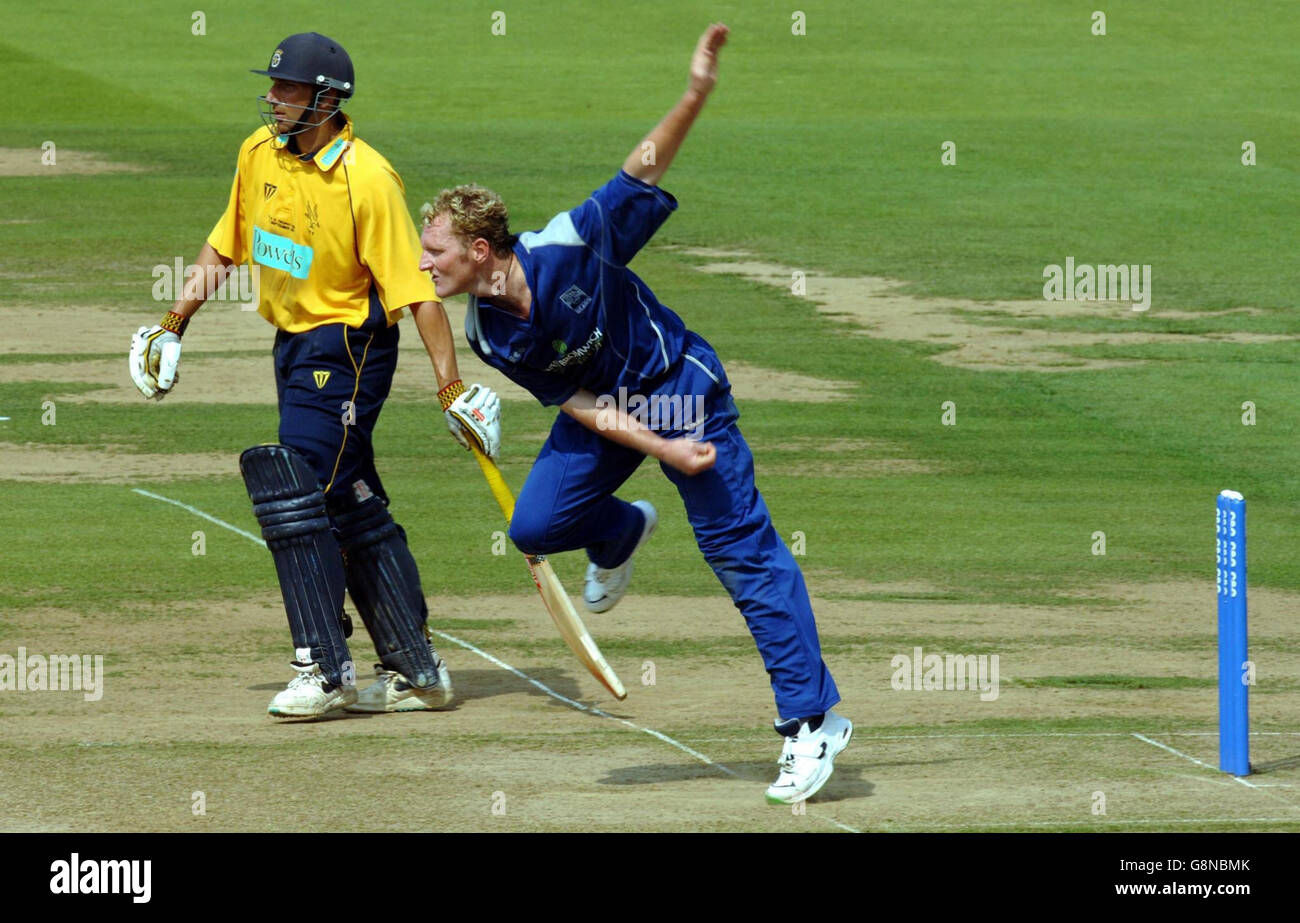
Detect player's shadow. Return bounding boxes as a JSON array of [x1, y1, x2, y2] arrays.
[[1251, 754, 1300, 773], [251, 666, 596, 719], [438, 667, 592, 707], [722, 760, 875, 801], [855, 756, 962, 770], [597, 760, 875, 801], [248, 666, 589, 704]]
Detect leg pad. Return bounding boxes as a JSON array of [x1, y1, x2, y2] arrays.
[[329, 493, 440, 689], [240, 444, 353, 686]]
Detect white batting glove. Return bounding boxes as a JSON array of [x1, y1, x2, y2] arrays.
[[446, 383, 502, 459], [129, 314, 186, 400], [129, 312, 187, 399]]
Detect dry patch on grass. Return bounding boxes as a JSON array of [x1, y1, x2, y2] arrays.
[[802, 570, 952, 598], [720, 361, 854, 403], [673, 247, 1296, 372], [0, 148, 147, 177], [0, 296, 854, 405], [1, 304, 275, 356], [760, 437, 938, 476], [0, 443, 236, 482], [758, 457, 937, 477]]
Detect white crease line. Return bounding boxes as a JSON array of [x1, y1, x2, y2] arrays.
[[877, 817, 1300, 830], [1132, 734, 1260, 788], [132, 488, 265, 546], [427, 628, 735, 776], [131, 486, 862, 833], [130, 488, 727, 772], [685, 730, 1300, 742], [429, 631, 860, 833], [1166, 771, 1237, 788]]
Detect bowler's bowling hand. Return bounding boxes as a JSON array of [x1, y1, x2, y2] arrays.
[[659, 437, 716, 476]]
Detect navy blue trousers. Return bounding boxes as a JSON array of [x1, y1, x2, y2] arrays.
[[507, 331, 840, 720], [273, 319, 398, 503]]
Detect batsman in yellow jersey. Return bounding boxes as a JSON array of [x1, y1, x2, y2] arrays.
[[128, 32, 502, 718]]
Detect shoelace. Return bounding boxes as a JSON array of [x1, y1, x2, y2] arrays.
[[776, 738, 797, 772], [286, 668, 323, 690], [372, 662, 442, 686]]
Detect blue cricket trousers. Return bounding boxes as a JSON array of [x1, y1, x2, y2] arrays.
[[508, 331, 840, 720], [272, 317, 399, 503]]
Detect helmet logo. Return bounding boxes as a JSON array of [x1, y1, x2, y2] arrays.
[[270, 49, 282, 68]]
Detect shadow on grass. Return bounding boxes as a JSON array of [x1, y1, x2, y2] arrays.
[[249, 666, 593, 709], [1252, 753, 1300, 773], [595, 759, 875, 802]]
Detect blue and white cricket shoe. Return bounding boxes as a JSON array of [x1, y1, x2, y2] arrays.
[[584, 500, 657, 613], [765, 709, 853, 804]]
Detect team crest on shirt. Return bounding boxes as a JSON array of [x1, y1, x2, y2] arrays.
[[313, 370, 331, 388], [558, 284, 592, 314], [263, 183, 277, 200], [544, 328, 603, 372], [305, 202, 320, 236], [552, 340, 568, 356]]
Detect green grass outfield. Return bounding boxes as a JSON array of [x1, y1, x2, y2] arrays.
[[2, 0, 1299, 835]]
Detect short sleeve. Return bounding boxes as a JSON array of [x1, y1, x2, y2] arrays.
[[206, 164, 247, 264], [356, 166, 439, 309], [567, 171, 678, 267]]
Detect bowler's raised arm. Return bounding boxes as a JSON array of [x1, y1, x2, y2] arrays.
[[621, 22, 729, 187]]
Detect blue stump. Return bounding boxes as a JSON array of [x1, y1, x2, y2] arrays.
[[1216, 490, 1249, 776]]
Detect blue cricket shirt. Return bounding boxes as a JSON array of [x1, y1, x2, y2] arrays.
[[465, 171, 689, 406]]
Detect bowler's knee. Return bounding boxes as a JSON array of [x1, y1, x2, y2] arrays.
[[508, 507, 552, 555]]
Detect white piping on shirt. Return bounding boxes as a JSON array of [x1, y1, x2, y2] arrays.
[[684, 352, 721, 385]]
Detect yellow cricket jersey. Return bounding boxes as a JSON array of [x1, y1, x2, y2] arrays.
[[207, 115, 436, 333]]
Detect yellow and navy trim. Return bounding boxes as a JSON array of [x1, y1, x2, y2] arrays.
[[323, 324, 374, 495], [160, 311, 190, 336], [438, 379, 465, 412]]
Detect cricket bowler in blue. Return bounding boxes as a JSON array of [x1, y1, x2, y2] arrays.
[[419, 23, 850, 804]]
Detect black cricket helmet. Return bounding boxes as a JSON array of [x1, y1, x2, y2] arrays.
[[253, 32, 354, 136]]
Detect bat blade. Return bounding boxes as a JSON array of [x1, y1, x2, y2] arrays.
[[469, 444, 627, 700], [528, 554, 627, 700]]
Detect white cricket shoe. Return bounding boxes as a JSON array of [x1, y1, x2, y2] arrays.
[[267, 661, 358, 718], [345, 656, 454, 713], [764, 709, 853, 804], [584, 500, 657, 613]]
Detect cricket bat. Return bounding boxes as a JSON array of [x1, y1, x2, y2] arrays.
[[470, 445, 628, 700]]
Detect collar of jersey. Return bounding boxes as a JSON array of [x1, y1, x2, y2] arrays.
[[270, 115, 355, 172]]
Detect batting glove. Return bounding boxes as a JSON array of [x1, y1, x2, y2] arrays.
[[129, 312, 188, 400], [445, 383, 502, 459]]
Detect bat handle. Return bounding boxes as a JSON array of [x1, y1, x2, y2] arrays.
[[470, 444, 517, 523]]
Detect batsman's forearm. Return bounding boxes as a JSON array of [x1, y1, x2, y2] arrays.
[[621, 89, 709, 186], [409, 299, 462, 389], [171, 242, 235, 319], [561, 389, 671, 461]]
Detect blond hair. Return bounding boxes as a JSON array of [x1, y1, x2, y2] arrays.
[[420, 184, 515, 255]]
